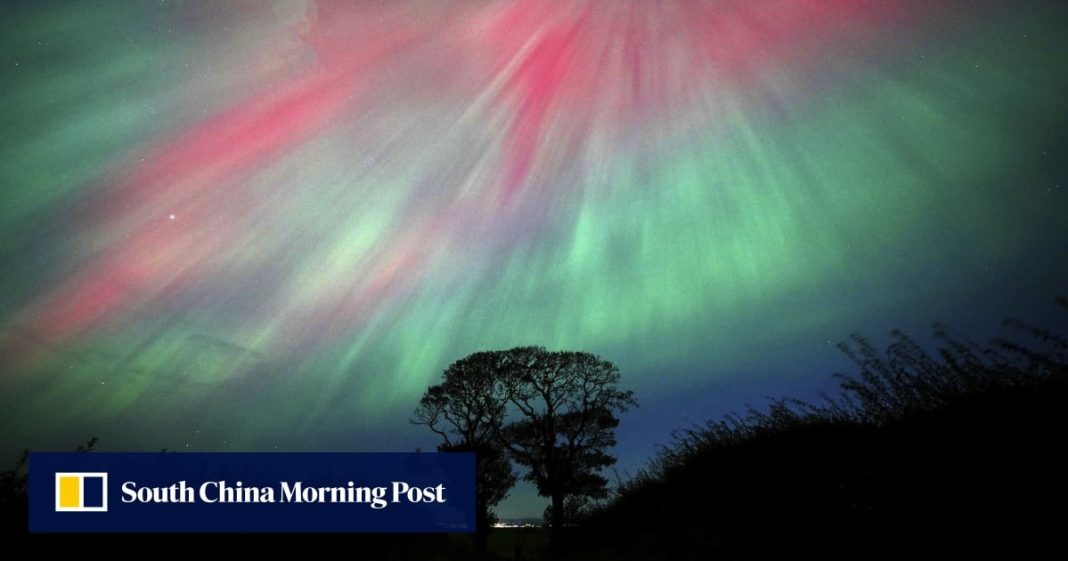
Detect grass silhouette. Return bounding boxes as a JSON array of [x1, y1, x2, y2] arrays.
[[573, 299, 1068, 560]]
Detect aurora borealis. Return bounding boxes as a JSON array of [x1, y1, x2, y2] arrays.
[[2, 1, 1067, 517]]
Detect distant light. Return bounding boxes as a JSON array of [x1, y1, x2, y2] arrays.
[[492, 520, 542, 528], [169, 214, 176, 220]]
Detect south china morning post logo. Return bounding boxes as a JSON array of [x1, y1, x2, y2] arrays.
[[118, 479, 446, 509], [29, 452, 476, 532], [54, 472, 108, 512]]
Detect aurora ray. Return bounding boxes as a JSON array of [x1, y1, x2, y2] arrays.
[[1, 0, 1066, 516]]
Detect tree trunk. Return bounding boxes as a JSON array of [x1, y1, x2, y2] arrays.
[[475, 501, 489, 560], [550, 490, 564, 550]]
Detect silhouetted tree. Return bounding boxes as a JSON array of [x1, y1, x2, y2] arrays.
[[541, 477, 607, 527], [412, 352, 516, 558], [499, 347, 636, 547], [414, 347, 637, 552]]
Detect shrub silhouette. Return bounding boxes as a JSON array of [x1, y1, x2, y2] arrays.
[[0, 437, 96, 534]]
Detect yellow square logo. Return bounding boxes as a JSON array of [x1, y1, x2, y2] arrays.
[[54, 472, 108, 512]]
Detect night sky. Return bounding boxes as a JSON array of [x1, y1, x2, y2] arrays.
[[2, 1, 1066, 518]]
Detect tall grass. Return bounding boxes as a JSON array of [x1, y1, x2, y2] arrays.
[[578, 299, 1068, 560]]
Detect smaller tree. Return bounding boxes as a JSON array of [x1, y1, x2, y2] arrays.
[[500, 348, 636, 546], [412, 352, 516, 557]]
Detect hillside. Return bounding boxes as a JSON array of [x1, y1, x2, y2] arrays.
[[575, 312, 1068, 560]]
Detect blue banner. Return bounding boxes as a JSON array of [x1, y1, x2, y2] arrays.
[[29, 452, 475, 533]]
